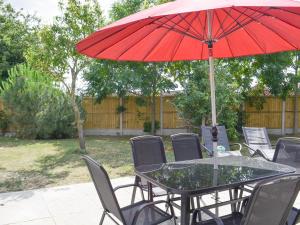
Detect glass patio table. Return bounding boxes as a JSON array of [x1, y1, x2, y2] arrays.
[[135, 156, 296, 225]]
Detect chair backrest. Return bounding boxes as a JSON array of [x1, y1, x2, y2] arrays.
[[273, 138, 300, 173], [242, 127, 272, 153], [82, 155, 125, 223], [201, 126, 231, 154], [241, 174, 300, 225], [171, 133, 202, 161], [130, 135, 167, 168]]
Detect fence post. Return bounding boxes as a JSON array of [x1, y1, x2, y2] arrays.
[[119, 97, 123, 136], [160, 93, 164, 135], [281, 99, 286, 136]]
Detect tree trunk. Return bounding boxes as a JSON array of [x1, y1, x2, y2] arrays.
[[151, 93, 156, 135], [72, 98, 86, 152], [70, 67, 86, 152]]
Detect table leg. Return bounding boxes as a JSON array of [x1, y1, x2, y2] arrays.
[[233, 187, 239, 212], [147, 182, 153, 201], [181, 195, 190, 225]]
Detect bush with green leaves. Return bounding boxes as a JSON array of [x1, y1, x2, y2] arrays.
[[0, 110, 9, 134], [143, 120, 160, 133], [173, 61, 242, 140], [1, 64, 75, 139]]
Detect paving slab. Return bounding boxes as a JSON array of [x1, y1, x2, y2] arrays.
[[0, 176, 299, 225]]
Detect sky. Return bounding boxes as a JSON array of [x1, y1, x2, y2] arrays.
[[6, 0, 116, 24]]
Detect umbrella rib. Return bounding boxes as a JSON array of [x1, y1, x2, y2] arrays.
[[178, 13, 204, 39], [90, 18, 163, 57], [216, 7, 251, 39], [214, 10, 234, 57], [196, 10, 207, 41], [94, 16, 175, 57], [244, 6, 300, 30], [222, 8, 266, 54], [214, 8, 233, 39], [155, 14, 204, 41], [154, 20, 203, 41], [78, 20, 144, 52], [114, 14, 179, 60], [217, 7, 264, 40], [141, 13, 195, 61], [232, 7, 299, 49], [170, 12, 202, 61], [273, 7, 300, 17]]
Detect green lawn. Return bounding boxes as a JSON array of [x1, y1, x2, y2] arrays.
[[0, 136, 175, 193], [0, 134, 288, 193]]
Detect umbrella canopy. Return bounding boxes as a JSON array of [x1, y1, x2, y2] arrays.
[[76, 0, 300, 154], [77, 0, 300, 62]]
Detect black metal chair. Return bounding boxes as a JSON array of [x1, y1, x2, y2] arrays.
[[171, 133, 203, 161], [273, 137, 300, 172], [170, 133, 204, 213], [192, 174, 300, 225], [273, 138, 300, 225], [242, 127, 275, 161], [130, 135, 168, 204], [201, 126, 242, 156], [82, 155, 176, 225]]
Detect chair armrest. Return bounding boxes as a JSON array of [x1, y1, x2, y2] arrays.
[[230, 143, 242, 151], [192, 208, 224, 225], [113, 184, 145, 200], [132, 200, 175, 225], [201, 144, 213, 156], [243, 143, 260, 156], [256, 149, 272, 161]]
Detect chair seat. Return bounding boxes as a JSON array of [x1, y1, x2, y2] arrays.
[[121, 200, 173, 225], [259, 148, 275, 161], [195, 212, 243, 225]]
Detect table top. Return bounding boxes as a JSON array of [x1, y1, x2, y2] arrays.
[[135, 156, 296, 195]]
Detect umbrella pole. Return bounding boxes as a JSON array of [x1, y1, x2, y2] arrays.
[[207, 10, 218, 156]]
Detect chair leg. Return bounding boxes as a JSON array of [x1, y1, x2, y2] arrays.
[[173, 217, 177, 225], [99, 211, 106, 225], [131, 176, 138, 204], [196, 196, 201, 221], [166, 193, 170, 212]]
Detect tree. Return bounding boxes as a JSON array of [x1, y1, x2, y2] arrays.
[[1, 64, 75, 139], [26, 0, 104, 151], [0, 0, 38, 84], [172, 60, 242, 139], [289, 52, 300, 134]]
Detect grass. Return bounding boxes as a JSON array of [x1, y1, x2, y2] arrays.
[[0, 136, 175, 193], [0, 134, 293, 193]]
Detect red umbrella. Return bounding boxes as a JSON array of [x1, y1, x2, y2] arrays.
[[77, 0, 300, 155]]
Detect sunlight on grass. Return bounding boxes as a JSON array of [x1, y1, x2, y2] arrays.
[[0, 136, 174, 192], [0, 135, 279, 193]]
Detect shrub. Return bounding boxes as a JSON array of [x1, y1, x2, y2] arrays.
[[1, 64, 75, 139], [0, 110, 9, 135], [143, 120, 160, 133]]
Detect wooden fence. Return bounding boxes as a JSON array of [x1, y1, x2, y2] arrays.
[[82, 96, 185, 130], [244, 96, 299, 130], [1, 96, 299, 133]]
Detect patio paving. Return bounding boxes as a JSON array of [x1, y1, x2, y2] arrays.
[[1, 176, 299, 225]]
